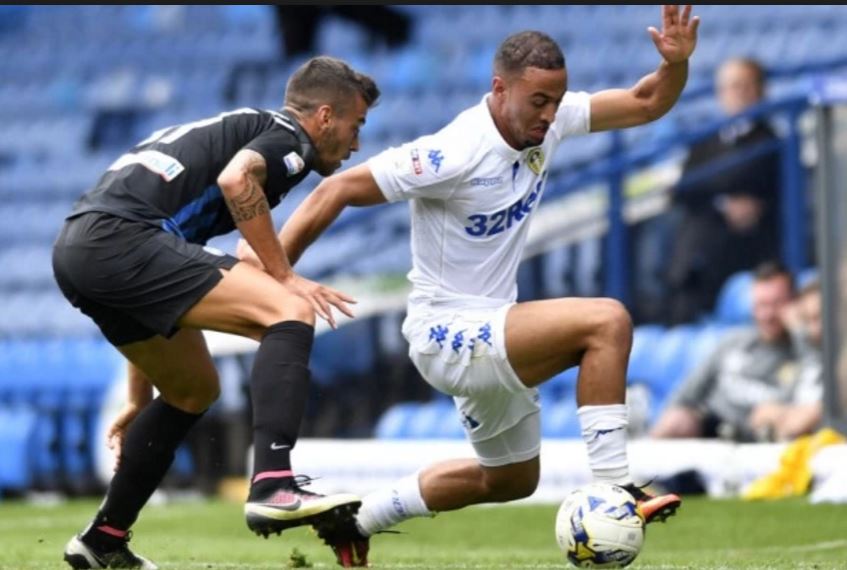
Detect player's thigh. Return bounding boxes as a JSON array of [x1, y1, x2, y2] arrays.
[[504, 297, 632, 386], [178, 262, 314, 340], [118, 328, 220, 412]]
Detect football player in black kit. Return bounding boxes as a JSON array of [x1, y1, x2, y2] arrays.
[[53, 56, 379, 569]]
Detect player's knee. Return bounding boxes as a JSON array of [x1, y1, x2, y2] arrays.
[[161, 373, 221, 414], [165, 389, 219, 414], [246, 296, 315, 339], [592, 298, 633, 351], [278, 295, 315, 325]]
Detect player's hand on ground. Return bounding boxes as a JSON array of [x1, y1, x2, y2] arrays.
[[236, 238, 264, 270], [648, 5, 700, 64], [281, 273, 357, 330], [106, 402, 146, 471]]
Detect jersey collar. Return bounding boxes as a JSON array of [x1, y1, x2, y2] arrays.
[[277, 109, 317, 170], [480, 95, 541, 163]]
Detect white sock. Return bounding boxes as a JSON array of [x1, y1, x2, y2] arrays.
[[355, 473, 433, 536], [578, 404, 631, 485]]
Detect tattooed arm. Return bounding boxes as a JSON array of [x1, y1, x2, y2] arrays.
[[217, 149, 355, 327], [217, 149, 293, 282]]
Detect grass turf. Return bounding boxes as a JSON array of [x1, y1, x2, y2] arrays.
[[0, 496, 845, 569]]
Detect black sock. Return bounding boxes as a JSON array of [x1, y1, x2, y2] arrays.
[[83, 397, 203, 549], [249, 321, 314, 499]]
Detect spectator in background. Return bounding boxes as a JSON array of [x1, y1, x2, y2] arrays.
[[639, 57, 782, 325], [651, 262, 797, 442], [275, 6, 411, 58], [748, 278, 824, 441]]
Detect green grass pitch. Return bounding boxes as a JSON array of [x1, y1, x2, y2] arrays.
[[0, 497, 845, 569]]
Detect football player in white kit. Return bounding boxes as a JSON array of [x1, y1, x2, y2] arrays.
[[242, 5, 699, 567]]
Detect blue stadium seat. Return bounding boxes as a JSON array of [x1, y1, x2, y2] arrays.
[[713, 271, 754, 324], [626, 324, 666, 386], [0, 406, 38, 491], [541, 397, 581, 438], [640, 325, 699, 414], [405, 400, 459, 439], [685, 324, 737, 374], [796, 267, 818, 289], [538, 367, 578, 404], [310, 319, 376, 388], [374, 402, 420, 439]]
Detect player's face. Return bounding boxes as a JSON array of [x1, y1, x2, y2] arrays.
[[752, 276, 793, 342], [494, 67, 566, 150], [313, 95, 369, 176]]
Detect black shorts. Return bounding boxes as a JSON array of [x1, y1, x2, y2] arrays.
[[52, 212, 238, 346]]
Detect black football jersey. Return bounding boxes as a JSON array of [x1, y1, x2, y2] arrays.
[[69, 108, 316, 244]]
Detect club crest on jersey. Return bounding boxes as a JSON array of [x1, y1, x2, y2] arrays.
[[283, 152, 305, 176], [527, 148, 545, 175]]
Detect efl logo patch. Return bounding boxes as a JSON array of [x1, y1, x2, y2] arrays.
[[202, 246, 226, 257], [410, 148, 423, 175], [527, 148, 545, 175], [283, 152, 305, 176]]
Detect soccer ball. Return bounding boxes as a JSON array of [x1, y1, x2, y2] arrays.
[[555, 483, 645, 568]]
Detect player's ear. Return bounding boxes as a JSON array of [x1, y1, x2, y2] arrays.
[[492, 75, 507, 99], [315, 104, 334, 129]]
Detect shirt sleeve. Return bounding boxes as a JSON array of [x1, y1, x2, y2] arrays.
[[549, 91, 591, 141], [367, 133, 467, 203], [791, 358, 824, 404], [243, 129, 304, 197]]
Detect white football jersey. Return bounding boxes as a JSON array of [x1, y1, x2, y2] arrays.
[[368, 92, 591, 314]]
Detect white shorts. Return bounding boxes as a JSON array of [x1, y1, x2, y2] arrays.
[[402, 302, 541, 466]]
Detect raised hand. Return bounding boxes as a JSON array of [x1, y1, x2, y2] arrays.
[[648, 5, 700, 64]]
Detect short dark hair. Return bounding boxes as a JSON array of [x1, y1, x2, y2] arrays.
[[494, 31, 565, 76], [284, 56, 380, 114], [753, 260, 795, 290]]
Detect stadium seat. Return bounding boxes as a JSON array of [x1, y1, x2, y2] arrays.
[[538, 367, 579, 404], [541, 398, 581, 438], [310, 318, 377, 388], [626, 324, 666, 386], [640, 325, 699, 416], [796, 267, 818, 288], [374, 402, 420, 439], [405, 400, 459, 439], [713, 271, 754, 324], [0, 406, 38, 491]]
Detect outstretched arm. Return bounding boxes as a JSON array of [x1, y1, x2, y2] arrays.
[[590, 5, 700, 132], [280, 163, 387, 265]]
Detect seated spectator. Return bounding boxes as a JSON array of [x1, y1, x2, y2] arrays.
[[650, 262, 797, 441], [748, 278, 823, 441], [634, 57, 782, 324]]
